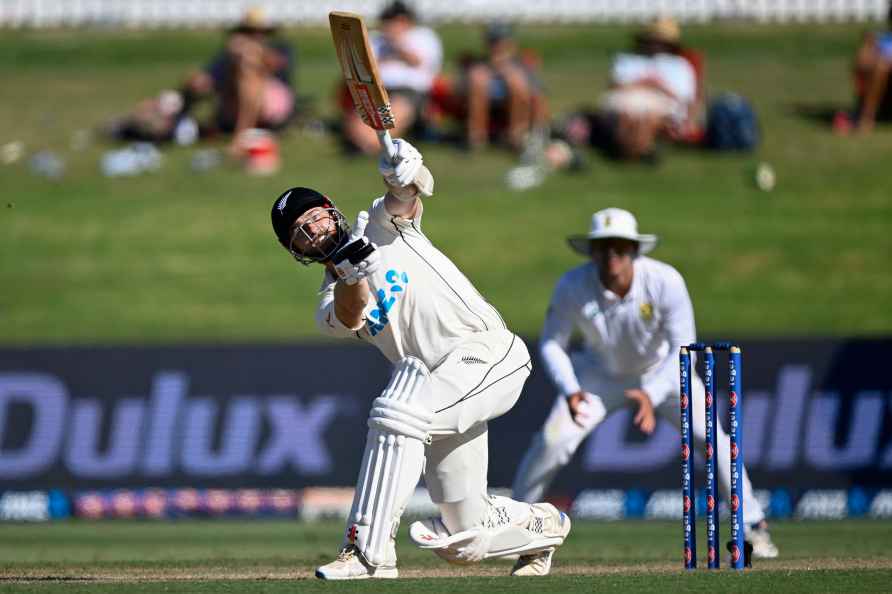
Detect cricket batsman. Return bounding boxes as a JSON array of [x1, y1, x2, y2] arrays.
[[270, 139, 571, 579], [511, 208, 778, 559]]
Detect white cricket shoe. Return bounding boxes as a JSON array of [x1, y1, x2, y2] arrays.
[[748, 524, 779, 559], [510, 503, 571, 576], [315, 545, 398, 580], [511, 548, 555, 577]]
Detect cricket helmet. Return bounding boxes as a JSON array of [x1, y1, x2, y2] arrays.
[[270, 187, 349, 265]]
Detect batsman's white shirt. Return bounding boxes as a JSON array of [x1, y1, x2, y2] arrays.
[[316, 196, 507, 370], [540, 256, 695, 408]]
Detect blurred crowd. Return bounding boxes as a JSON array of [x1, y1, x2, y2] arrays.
[[100, 2, 892, 177], [835, 4, 892, 133]]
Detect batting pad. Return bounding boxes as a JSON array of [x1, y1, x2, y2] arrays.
[[347, 357, 432, 567]]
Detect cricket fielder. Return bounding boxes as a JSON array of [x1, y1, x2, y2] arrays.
[[511, 208, 778, 559], [270, 139, 570, 579]]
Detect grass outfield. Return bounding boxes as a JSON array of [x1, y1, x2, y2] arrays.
[[1, 24, 892, 343], [0, 520, 890, 592]]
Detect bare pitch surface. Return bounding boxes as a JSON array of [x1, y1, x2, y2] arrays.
[[1, 520, 890, 592]]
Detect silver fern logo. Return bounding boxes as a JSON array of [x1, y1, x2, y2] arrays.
[[276, 190, 292, 212]]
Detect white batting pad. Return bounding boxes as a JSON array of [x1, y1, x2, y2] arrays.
[[409, 500, 571, 564], [347, 357, 432, 567]]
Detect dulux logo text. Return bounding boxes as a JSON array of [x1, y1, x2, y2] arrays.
[[583, 365, 892, 472], [0, 372, 348, 481]]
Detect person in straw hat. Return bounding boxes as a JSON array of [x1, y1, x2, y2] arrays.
[[180, 6, 295, 151], [598, 16, 700, 160], [511, 207, 779, 559], [542, 16, 704, 168], [105, 6, 296, 153]]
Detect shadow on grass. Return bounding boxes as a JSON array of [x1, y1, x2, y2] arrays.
[[786, 101, 847, 129]]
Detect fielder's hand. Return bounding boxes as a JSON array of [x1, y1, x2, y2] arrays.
[[566, 391, 596, 428], [378, 139, 434, 198], [331, 211, 380, 285], [625, 388, 656, 435]]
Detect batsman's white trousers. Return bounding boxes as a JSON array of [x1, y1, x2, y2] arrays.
[[512, 355, 765, 526], [424, 329, 533, 534]]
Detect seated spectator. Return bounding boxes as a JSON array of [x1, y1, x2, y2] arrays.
[[460, 23, 549, 151], [339, 1, 442, 155], [847, 7, 892, 134], [554, 17, 702, 162], [106, 7, 296, 154]]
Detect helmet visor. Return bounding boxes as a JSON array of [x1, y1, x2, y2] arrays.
[[287, 207, 349, 265]]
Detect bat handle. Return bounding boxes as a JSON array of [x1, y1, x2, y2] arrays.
[[378, 130, 399, 164]]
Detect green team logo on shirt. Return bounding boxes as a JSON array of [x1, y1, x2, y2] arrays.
[[640, 302, 654, 321]]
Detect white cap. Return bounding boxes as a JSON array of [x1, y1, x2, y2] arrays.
[[566, 208, 658, 256]]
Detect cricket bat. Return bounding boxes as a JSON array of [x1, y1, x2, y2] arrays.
[[329, 11, 397, 160]]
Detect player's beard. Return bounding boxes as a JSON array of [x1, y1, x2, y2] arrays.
[[309, 230, 341, 261], [289, 208, 348, 264]]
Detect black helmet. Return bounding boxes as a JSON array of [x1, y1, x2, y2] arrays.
[[270, 187, 349, 265]]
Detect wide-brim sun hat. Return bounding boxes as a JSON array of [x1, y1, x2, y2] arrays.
[[638, 16, 681, 45], [231, 6, 278, 34], [566, 207, 658, 256]]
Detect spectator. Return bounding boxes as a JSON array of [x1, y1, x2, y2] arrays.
[[106, 7, 296, 155], [553, 17, 702, 162], [339, 1, 443, 155], [845, 7, 892, 134], [461, 23, 549, 151]]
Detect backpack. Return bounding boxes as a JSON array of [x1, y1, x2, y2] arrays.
[[706, 93, 760, 151]]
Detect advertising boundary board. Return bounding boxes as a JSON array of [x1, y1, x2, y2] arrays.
[[1, 338, 890, 493]]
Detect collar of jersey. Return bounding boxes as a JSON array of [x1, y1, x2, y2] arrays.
[[389, 213, 416, 229]]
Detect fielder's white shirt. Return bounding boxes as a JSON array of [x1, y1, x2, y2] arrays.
[[316, 197, 506, 368], [540, 257, 696, 407], [372, 27, 443, 93], [610, 52, 696, 105]]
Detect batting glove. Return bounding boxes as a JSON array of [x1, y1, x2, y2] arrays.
[[331, 211, 380, 285], [378, 138, 423, 188]]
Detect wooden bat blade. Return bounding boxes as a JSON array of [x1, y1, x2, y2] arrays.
[[329, 11, 395, 131]]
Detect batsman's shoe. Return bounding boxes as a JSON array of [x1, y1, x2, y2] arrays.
[[748, 524, 779, 559], [315, 545, 398, 580], [528, 503, 572, 546], [511, 548, 555, 577], [511, 503, 571, 577]]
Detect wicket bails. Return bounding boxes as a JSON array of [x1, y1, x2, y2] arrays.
[[679, 343, 745, 571]]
